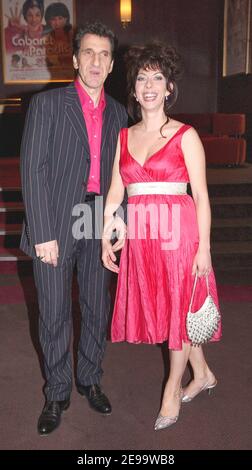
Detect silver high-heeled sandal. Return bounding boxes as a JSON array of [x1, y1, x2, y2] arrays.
[[154, 413, 178, 431], [182, 379, 217, 403], [154, 389, 183, 431]]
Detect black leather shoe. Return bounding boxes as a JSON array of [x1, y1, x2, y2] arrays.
[[37, 399, 70, 436], [77, 384, 112, 415]]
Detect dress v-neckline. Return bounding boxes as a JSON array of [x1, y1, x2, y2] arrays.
[[126, 124, 187, 168]]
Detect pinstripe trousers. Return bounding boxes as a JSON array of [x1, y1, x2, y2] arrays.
[[33, 202, 112, 401]]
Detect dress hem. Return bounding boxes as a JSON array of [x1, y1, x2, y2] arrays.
[[111, 336, 221, 349]]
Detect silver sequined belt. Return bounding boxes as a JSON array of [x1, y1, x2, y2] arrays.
[[126, 182, 187, 197]]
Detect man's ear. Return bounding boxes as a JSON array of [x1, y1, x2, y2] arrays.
[[73, 55, 78, 70], [109, 60, 114, 74]]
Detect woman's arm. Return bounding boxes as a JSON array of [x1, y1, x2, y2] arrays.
[[102, 135, 126, 273], [182, 127, 212, 277]]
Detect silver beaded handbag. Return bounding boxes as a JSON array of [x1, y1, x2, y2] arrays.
[[186, 274, 221, 347]]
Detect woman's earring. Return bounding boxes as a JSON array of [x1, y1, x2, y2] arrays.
[[134, 94, 139, 102]]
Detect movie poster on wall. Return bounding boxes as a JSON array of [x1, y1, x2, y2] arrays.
[[1, 0, 75, 83], [223, 0, 251, 76]]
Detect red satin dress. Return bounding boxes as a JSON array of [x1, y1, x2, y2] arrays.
[[111, 125, 221, 349]]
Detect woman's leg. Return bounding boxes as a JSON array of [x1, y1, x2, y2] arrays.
[[159, 342, 191, 417], [182, 346, 216, 398]]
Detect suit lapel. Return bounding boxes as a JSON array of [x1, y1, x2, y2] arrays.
[[101, 96, 115, 159], [64, 83, 90, 155]]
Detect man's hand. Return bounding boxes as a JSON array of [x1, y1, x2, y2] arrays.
[[35, 240, 59, 267]]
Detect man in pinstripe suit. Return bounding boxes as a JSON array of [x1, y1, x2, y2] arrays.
[[20, 22, 128, 436]]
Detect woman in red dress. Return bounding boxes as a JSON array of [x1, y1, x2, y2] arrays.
[[102, 42, 221, 431]]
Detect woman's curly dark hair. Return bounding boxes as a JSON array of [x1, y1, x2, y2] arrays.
[[125, 41, 183, 130]]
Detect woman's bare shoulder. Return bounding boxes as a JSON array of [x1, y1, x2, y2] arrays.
[[129, 122, 141, 131], [168, 118, 197, 133], [168, 118, 185, 129]]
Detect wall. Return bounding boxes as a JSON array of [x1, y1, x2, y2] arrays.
[[218, 75, 252, 162], [0, 0, 222, 156], [218, 0, 252, 163], [0, 0, 221, 111]]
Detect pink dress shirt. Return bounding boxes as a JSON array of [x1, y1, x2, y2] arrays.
[[75, 80, 106, 194]]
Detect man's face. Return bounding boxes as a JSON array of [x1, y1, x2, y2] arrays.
[[73, 33, 114, 93]]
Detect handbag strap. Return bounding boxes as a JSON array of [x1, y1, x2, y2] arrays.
[[188, 273, 210, 312]]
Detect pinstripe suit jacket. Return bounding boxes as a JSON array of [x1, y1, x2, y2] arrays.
[[20, 82, 128, 263]]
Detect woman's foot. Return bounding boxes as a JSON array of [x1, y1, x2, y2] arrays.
[[182, 372, 217, 403], [154, 388, 182, 431]]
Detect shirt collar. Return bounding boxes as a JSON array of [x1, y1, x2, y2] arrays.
[[75, 80, 106, 113]]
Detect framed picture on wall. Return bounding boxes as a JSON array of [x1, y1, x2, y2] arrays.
[[223, 0, 251, 76], [1, 0, 76, 83]]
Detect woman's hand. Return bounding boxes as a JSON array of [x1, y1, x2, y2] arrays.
[[101, 216, 127, 273], [101, 238, 119, 273], [111, 215, 127, 252], [192, 248, 212, 277]]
